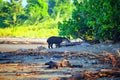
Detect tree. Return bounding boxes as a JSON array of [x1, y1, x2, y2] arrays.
[[0, 0, 2, 8], [48, 0, 74, 22], [58, 0, 120, 41], [0, 0, 25, 27], [58, 0, 93, 39], [10, 0, 25, 26], [0, 1, 12, 27], [25, 0, 49, 25]]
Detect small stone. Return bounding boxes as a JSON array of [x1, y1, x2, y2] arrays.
[[37, 46, 46, 50]]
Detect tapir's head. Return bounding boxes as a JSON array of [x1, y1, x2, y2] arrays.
[[62, 37, 71, 43]]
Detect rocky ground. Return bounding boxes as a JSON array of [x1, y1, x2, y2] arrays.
[[0, 37, 120, 80]]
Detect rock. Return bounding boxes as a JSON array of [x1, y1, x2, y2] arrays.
[[53, 55, 62, 59], [108, 44, 112, 47], [60, 40, 69, 46], [91, 60, 98, 64], [70, 72, 85, 80], [37, 46, 46, 50], [103, 40, 114, 44], [71, 64, 83, 68], [17, 48, 28, 52], [80, 43, 91, 47]]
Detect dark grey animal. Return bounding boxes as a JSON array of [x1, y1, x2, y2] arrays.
[[47, 36, 70, 48]]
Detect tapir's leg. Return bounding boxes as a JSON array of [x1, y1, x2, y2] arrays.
[[55, 44, 58, 48], [48, 43, 51, 48], [50, 44, 53, 48], [58, 43, 61, 48]]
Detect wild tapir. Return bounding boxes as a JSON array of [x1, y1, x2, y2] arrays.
[[47, 36, 70, 48]]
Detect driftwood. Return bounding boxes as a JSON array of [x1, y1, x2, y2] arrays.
[[45, 59, 83, 69], [45, 59, 71, 69], [49, 51, 120, 80], [45, 61, 61, 69], [102, 51, 119, 67], [100, 69, 120, 77], [50, 69, 120, 80], [80, 69, 120, 79]]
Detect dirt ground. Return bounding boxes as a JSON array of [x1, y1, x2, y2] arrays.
[[0, 37, 47, 52], [0, 37, 120, 80], [0, 37, 120, 54]]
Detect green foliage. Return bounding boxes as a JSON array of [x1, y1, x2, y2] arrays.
[[58, 0, 120, 41], [0, 0, 26, 27], [0, 0, 74, 38], [0, 18, 58, 38], [48, 0, 74, 22], [25, 0, 49, 25]]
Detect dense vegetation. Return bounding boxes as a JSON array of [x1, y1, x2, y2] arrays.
[[58, 0, 120, 42], [0, 0, 73, 38], [0, 0, 120, 42]]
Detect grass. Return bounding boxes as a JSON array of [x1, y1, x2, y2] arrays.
[[0, 19, 59, 38]]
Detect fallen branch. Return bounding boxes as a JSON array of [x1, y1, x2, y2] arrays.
[[100, 69, 120, 77], [45, 59, 71, 69], [45, 59, 83, 69]]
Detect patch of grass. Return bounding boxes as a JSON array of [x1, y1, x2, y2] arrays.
[[0, 19, 58, 38]]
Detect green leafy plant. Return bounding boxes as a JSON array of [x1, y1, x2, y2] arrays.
[[58, 0, 120, 41]]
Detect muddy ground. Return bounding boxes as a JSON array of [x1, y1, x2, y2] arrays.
[[0, 37, 120, 80]]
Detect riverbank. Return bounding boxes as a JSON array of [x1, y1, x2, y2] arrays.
[[0, 37, 120, 80], [0, 37, 47, 52], [0, 37, 120, 54]]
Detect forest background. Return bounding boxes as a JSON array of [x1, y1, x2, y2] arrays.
[[0, 0, 120, 42]]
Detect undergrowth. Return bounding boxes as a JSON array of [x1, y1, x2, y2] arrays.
[[0, 19, 58, 38]]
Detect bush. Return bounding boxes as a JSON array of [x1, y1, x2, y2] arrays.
[[0, 19, 58, 38], [58, 0, 120, 42]]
